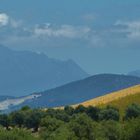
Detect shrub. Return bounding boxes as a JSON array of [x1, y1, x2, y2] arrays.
[[125, 103, 140, 120], [0, 128, 40, 140], [121, 117, 140, 140], [99, 106, 119, 121], [68, 113, 95, 140]]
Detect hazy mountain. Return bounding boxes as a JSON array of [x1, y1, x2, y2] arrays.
[[0, 96, 15, 102], [128, 70, 140, 77], [0, 94, 41, 111], [6, 74, 140, 111], [0, 45, 88, 96]]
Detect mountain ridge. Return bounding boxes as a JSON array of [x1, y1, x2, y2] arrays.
[[1, 74, 140, 111], [13, 74, 140, 109], [128, 70, 140, 77], [0, 44, 88, 96]]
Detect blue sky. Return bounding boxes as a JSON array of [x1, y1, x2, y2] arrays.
[[0, 0, 140, 74]]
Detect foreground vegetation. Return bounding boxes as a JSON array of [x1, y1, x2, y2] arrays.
[[0, 103, 140, 140]]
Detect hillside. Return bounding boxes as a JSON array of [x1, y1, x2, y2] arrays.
[[80, 85, 140, 116], [128, 70, 140, 77], [0, 45, 88, 96], [12, 74, 140, 109], [1, 74, 140, 111]]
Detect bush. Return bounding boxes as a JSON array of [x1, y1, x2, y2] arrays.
[[99, 106, 119, 121], [24, 110, 45, 132], [68, 113, 95, 140], [64, 106, 74, 116], [74, 105, 87, 113], [125, 103, 140, 120], [0, 128, 40, 140], [10, 111, 25, 127], [86, 106, 100, 121], [0, 114, 10, 130], [40, 116, 64, 139], [121, 117, 140, 140], [95, 120, 121, 140]]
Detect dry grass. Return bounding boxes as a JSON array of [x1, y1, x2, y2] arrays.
[[46, 85, 140, 114], [78, 84, 140, 107]]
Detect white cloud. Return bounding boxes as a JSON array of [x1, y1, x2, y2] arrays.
[[115, 20, 140, 40], [1, 16, 140, 50], [0, 13, 22, 28], [34, 24, 91, 39], [1, 24, 93, 49], [0, 13, 9, 26]]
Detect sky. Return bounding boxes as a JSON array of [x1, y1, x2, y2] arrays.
[[0, 0, 140, 75]]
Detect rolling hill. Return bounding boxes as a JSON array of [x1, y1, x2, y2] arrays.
[[80, 84, 140, 107], [128, 70, 140, 77], [79, 85, 140, 117], [1, 74, 140, 112], [11, 74, 140, 110], [0, 45, 88, 96]]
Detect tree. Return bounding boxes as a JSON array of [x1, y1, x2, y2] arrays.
[[40, 116, 64, 139], [10, 111, 25, 127], [125, 103, 140, 120], [0, 128, 40, 140], [74, 105, 87, 114], [86, 106, 100, 121], [64, 106, 74, 116], [0, 114, 10, 130], [25, 110, 44, 132], [121, 117, 140, 140], [96, 120, 121, 140], [41, 116, 64, 132], [20, 106, 31, 111], [99, 106, 119, 121], [46, 108, 56, 117], [69, 113, 95, 140]]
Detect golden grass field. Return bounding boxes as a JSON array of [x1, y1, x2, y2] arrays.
[[52, 85, 140, 116], [80, 85, 140, 106], [78, 84, 140, 116]]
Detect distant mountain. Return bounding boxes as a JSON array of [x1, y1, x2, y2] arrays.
[[0, 94, 41, 111], [128, 70, 140, 77], [0, 96, 15, 102], [0, 45, 88, 96], [6, 74, 140, 111]]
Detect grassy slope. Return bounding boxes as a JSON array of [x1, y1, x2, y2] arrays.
[[79, 85, 140, 116], [103, 91, 140, 116]]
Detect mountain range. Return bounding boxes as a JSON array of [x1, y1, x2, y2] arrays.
[[1, 45, 140, 112], [2, 74, 140, 112], [0, 45, 88, 96], [128, 70, 140, 78]]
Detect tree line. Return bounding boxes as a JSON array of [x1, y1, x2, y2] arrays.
[[0, 103, 140, 140]]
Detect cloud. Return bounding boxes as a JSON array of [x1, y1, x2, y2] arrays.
[[34, 24, 91, 39], [10, 18, 22, 28], [1, 13, 140, 50], [0, 23, 92, 49], [0, 13, 9, 26], [82, 14, 96, 22], [115, 20, 140, 40], [0, 20, 134, 49], [0, 13, 22, 28]]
